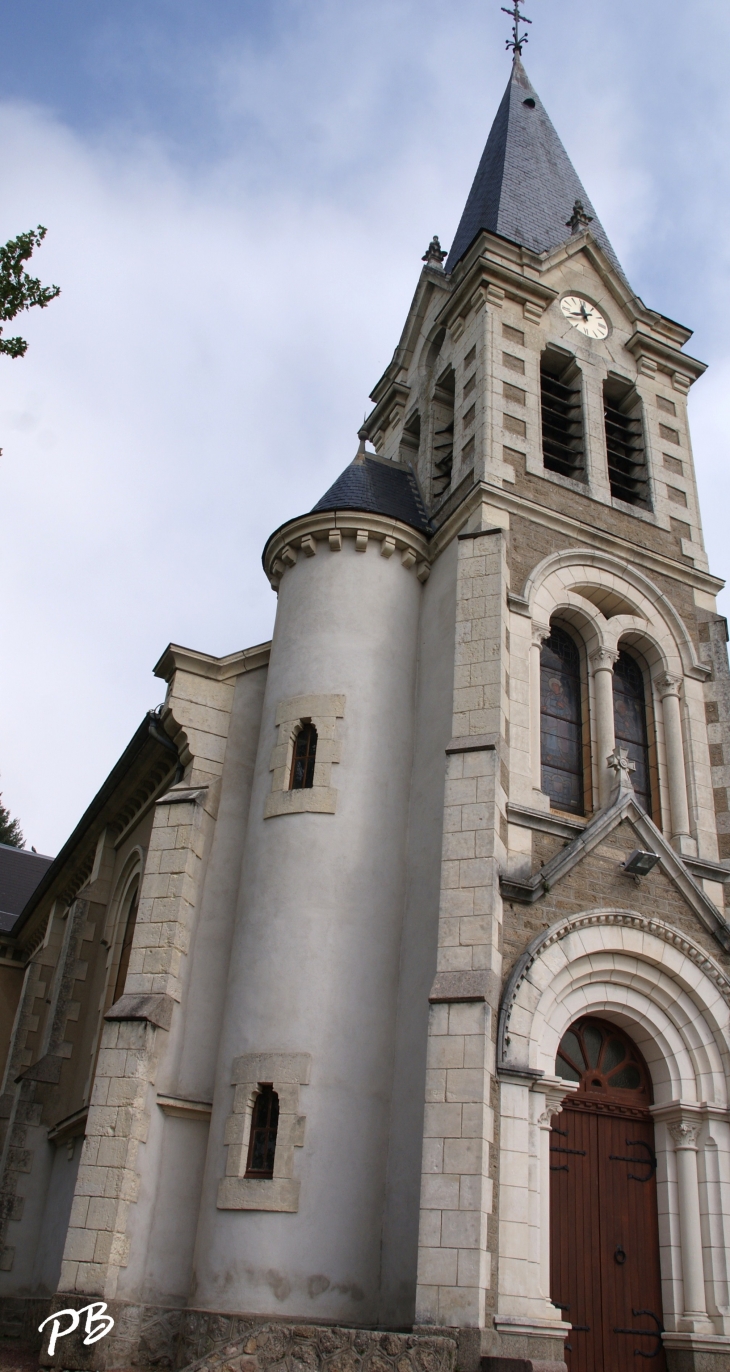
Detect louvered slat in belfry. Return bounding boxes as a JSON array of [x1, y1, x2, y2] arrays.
[[540, 354, 585, 481], [604, 386, 650, 508]]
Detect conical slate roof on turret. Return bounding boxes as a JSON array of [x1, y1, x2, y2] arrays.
[[311, 450, 431, 535], [445, 57, 624, 278]]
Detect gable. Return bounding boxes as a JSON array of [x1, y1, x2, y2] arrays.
[[501, 798, 730, 976]]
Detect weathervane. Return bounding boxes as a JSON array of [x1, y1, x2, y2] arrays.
[[502, 0, 532, 56]]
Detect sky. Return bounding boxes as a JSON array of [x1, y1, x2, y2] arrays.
[[2, 0, 730, 856]]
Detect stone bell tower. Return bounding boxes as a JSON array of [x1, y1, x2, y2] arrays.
[[7, 27, 730, 1372], [253, 42, 730, 1372]]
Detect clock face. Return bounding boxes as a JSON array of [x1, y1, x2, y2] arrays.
[[560, 295, 609, 339]]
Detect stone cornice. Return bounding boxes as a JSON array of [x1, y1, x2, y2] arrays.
[[448, 228, 544, 291], [625, 323, 706, 384], [364, 380, 412, 446], [427, 478, 724, 599], [153, 641, 271, 683], [369, 270, 451, 403], [440, 249, 557, 330], [445, 231, 702, 384], [262, 510, 432, 590]]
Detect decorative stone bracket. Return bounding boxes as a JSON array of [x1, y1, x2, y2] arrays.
[[218, 1052, 311, 1213], [263, 511, 431, 591]]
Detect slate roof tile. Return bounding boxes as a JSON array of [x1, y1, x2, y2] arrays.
[[312, 454, 432, 535], [0, 843, 54, 932], [445, 57, 624, 279]]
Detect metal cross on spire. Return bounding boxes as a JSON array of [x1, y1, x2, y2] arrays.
[[502, 0, 532, 56]]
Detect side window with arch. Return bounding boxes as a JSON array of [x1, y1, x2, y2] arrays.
[[245, 1085, 279, 1178], [290, 722, 318, 790], [112, 879, 139, 1004], [540, 627, 584, 815], [612, 651, 651, 813]]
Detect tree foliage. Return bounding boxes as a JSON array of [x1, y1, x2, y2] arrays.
[[0, 225, 60, 359], [0, 793, 24, 848]]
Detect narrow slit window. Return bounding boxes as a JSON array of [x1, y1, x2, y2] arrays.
[[113, 882, 139, 1004], [604, 379, 650, 507], [540, 627, 584, 815], [245, 1086, 279, 1178], [540, 351, 585, 480], [290, 722, 318, 789], [432, 365, 455, 500], [612, 651, 651, 813]]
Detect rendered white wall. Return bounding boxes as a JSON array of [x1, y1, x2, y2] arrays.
[[192, 535, 423, 1324]]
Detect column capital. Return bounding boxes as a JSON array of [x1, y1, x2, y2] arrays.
[[531, 620, 551, 648], [657, 672, 684, 700], [668, 1119, 701, 1149], [590, 647, 619, 673], [532, 1075, 577, 1126]]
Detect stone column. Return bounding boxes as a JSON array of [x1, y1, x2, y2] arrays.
[[534, 1078, 577, 1305], [530, 623, 550, 791], [658, 675, 692, 848], [590, 648, 618, 809], [668, 1119, 714, 1332]]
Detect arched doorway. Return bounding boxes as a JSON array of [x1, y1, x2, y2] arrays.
[[550, 1017, 666, 1371]]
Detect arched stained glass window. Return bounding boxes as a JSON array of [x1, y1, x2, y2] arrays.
[[555, 1017, 651, 1103], [113, 881, 139, 1004], [612, 651, 651, 813], [540, 627, 584, 815]]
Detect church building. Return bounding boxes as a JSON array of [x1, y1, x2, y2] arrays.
[[2, 39, 730, 1372]]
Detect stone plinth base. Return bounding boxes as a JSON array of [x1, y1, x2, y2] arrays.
[[664, 1332, 730, 1371], [481, 1362, 566, 1372], [0, 1296, 51, 1348], [8, 1300, 458, 1372]]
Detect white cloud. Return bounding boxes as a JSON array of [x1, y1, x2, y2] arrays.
[[1, 0, 729, 852]]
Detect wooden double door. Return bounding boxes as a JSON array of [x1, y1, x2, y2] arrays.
[[550, 1018, 666, 1372]]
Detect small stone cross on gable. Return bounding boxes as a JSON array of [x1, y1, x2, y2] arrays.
[[607, 746, 636, 799]]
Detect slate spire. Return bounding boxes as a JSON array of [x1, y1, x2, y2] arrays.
[[445, 57, 623, 278]]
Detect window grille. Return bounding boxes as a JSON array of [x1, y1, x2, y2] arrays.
[[540, 351, 585, 479], [290, 722, 318, 789], [432, 365, 455, 499], [604, 379, 650, 507], [245, 1086, 279, 1178]]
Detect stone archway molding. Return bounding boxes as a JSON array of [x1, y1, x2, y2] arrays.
[[495, 907, 730, 1343], [498, 906, 730, 1077], [510, 547, 710, 681]]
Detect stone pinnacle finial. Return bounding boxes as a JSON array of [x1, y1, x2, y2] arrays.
[[566, 198, 594, 234], [356, 426, 368, 458], [502, 0, 532, 57], [422, 236, 447, 268]]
